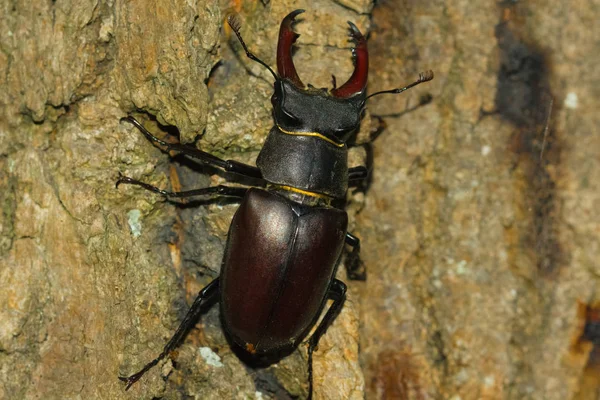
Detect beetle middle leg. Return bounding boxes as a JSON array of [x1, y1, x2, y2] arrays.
[[119, 278, 220, 390], [116, 173, 248, 199], [306, 279, 347, 400]]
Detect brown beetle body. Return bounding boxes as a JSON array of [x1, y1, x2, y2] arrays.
[[117, 9, 433, 398], [221, 188, 347, 354]]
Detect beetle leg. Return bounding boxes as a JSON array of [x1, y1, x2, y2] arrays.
[[307, 279, 347, 400], [116, 173, 248, 200], [119, 278, 220, 390], [348, 166, 368, 182], [345, 232, 366, 281], [121, 116, 263, 179]]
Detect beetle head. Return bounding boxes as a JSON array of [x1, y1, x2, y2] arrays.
[[228, 10, 433, 144], [272, 10, 368, 144]]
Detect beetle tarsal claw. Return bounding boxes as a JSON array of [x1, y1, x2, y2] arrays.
[[118, 374, 140, 391], [115, 172, 130, 188]]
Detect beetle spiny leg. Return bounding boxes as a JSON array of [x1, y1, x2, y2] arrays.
[[120, 116, 263, 179], [119, 279, 220, 391], [118, 356, 163, 390], [116, 174, 248, 199], [120, 116, 171, 147], [306, 279, 347, 400]]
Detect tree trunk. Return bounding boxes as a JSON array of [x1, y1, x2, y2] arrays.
[[0, 0, 597, 399]]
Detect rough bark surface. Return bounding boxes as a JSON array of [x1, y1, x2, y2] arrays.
[[0, 0, 598, 400], [359, 1, 600, 399]]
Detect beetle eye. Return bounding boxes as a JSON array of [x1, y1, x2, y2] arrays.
[[280, 108, 301, 126]]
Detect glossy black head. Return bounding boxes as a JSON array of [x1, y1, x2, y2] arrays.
[[273, 10, 369, 143], [271, 80, 364, 142], [227, 11, 434, 143]]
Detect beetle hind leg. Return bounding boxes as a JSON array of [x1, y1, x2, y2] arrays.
[[345, 232, 366, 281], [119, 278, 220, 390], [306, 279, 347, 400]]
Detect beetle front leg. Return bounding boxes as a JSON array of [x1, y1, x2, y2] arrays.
[[121, 116, 263, 179], [306, 279, 347, 400], [345, 232, 366, 281], [116, 173, 248, 199], [119, 278, 220, 390]]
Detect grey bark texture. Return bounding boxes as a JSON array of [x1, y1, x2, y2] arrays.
[[0, 0, 598, 399]]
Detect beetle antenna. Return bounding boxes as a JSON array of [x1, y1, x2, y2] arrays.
[[227, 14, 278, 80], [366, 70, 434, 100]]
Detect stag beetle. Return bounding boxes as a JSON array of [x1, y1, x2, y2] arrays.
[[117, 9, 433, 397]]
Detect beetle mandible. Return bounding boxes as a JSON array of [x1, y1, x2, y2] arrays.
[[117, 9, 433, 397]]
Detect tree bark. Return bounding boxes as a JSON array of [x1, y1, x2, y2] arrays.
[[0, 0, 598, 399]]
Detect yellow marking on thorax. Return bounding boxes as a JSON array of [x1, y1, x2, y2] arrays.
[[274, 184, 333, 200], [277, 125, 345, 148]]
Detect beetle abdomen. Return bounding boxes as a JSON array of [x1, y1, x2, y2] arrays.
[[220, 188, 347, 353]]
